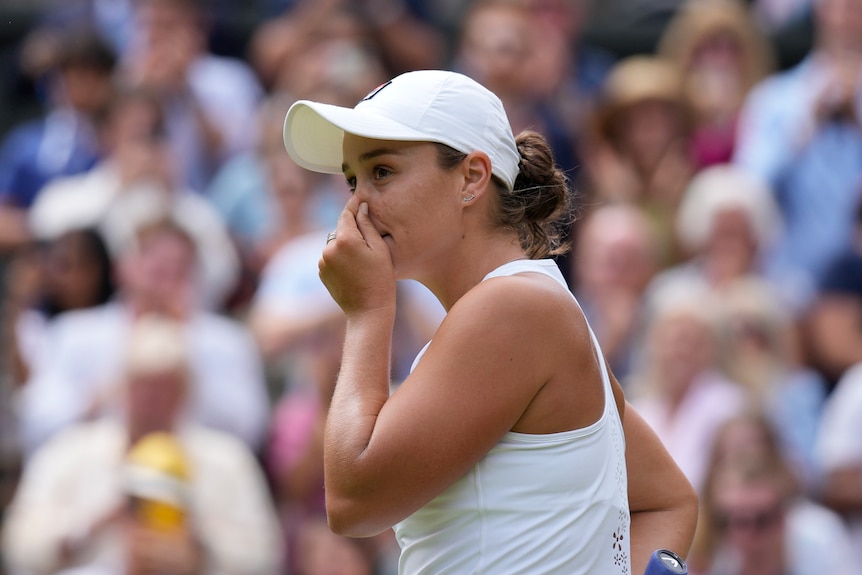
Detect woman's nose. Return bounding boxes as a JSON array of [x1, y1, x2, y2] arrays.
[[351, 178, 372, 201], [345, 190, 365, 213]]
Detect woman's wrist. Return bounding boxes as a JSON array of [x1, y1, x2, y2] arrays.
[[345, 305, 397, 329]]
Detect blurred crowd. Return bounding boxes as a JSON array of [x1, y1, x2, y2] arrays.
[[0, 0, 861, 574]]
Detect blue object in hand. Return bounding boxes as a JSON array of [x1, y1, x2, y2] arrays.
[[644, 549, 687, 575]]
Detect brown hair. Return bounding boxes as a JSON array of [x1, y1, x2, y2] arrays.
[[56, 28, 117, 73], [435, 130, 576, 259]]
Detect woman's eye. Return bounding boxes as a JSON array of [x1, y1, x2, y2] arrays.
[[374, 166, 391, 180], [346, 177, 356, 193]]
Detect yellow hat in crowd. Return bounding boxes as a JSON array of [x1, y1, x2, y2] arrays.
[[124, 432, 192, 531]]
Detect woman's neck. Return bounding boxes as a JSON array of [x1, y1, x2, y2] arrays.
[[418, 241, 529, 312]]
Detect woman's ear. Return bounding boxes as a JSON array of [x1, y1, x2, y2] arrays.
[[461, 151, 493, 204]]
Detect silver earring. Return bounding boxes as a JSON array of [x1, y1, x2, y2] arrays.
[[463, 194, 475, 202]]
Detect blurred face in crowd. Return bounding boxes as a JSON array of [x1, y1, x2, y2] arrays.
[[44, 230, 112, 312], [710, 417, 775, 470], [135, 0, 202, 54], [129, 0, 202, 91], [105, 96, 173, 187], [62, 64, 115, 117], [120, 228, 197, 318], [648, 308, 716, 396], [703, 207, 759, 281], [692, 30, 744, 74], [576, 206, 658, 295], [525, 0, 588, 41], [267, 157, 315, 230], [273, 10, 385, 105], [460, 3, 530, 97], [711, 475, 786, 569], [615, 99, 686, 173], [126, 366, 188, 438], [686, 29, 748, 120]]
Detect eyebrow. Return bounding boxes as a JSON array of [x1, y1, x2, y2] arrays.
[[341, 147, 404, 173]]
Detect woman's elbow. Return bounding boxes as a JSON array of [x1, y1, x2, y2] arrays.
[[325, 503, 365, 537], [672, 479, 700, 550], [325, 495, 392, 538], [681, 481, 699, 527]]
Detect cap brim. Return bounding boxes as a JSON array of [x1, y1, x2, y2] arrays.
[[283, 100, 434, 175]]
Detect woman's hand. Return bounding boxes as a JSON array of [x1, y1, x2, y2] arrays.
[[319, 201, 397, 318]]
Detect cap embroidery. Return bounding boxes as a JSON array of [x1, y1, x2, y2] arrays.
[[361, 80, 393, 103]]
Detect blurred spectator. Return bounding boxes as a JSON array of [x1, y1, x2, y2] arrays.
[[509, 0, 616, 282], [1, 228, 114, 390], [0, 229, 114, 528], [120, 0, 263, 193], [714, 278, 827, 488], [204, 94, 294, 267], [16, 217, 269, 457], [814, 359, 862, 566], [657, 0, 775, 169], [251, 3, 369, 93], [2, 314, 282, 575], [249, 0, 444, 91], [233, 7, 389, 306], [452, 0, 579, 173], [570, 202, 662, 380], [256, 6, 390, 107], [0, 28, 116, 250], [28, 86, 240, 310], [257, 158, 337, 264], [518, 0, 616, 176], [732, 0, 862, 291], [248, 232, 346, 369], [626, 281, 748, 492], [804, 197, 862, 385], [646, 164, 811, 315], [691, 412, 859, 575], [206, 91, 351, 270], [17, 0, 134, 58], [583, 55, 696, 268]]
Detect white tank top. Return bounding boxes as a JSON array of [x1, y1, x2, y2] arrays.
[[393, 259, 631, 575]]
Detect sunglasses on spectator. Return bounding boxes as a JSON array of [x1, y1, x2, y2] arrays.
[[713, 503, 784, 533]]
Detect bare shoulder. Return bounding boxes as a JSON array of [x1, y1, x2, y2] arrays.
[[445, 270, 588, 338], [424, 270, 601, 433]]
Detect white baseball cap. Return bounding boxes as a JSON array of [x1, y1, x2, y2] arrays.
[[283, 70, 521, 190]]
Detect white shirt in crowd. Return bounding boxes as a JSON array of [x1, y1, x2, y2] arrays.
[[16, 302, 270, 457]]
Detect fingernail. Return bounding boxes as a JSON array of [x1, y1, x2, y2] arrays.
[[360, 202, 368, 215]]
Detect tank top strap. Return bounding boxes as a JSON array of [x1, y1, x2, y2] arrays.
[[481, 258, 567, 286]]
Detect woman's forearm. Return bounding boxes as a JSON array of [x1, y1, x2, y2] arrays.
[[630, 505, 699, 575], [323, 309, 396, 533], [622, 399, 699, 573]]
